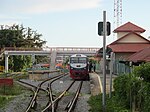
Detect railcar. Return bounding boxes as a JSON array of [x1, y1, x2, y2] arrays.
[[69, 54, 89, 80]]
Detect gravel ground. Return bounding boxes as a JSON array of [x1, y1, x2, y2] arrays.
[[0, 91, 31, 112], [52, 76, 91, 112], [0, 74, 91, 112]]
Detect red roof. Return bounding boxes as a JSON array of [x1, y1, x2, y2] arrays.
[[114, 22, 146, 33], [108, 43, 150, 53], [108, 31, 150, 53], [127, 47, 150, 62]]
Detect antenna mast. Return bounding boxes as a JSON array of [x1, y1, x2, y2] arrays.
[[114, 0, 122, 28]]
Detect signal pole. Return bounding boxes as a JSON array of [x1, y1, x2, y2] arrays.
[[98, 11, 111, 112], [102, 10, 107, 112]]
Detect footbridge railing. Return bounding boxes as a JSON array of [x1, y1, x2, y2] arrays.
[[43, 47, 100, 52]]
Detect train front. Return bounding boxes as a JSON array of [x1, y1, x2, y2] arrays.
[[69, 54, 89, 80]]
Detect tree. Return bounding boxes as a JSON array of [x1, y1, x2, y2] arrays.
[[0, 24, 46, 48], [0, 24, 47, 71]]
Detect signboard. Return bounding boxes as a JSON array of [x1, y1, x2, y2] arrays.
[[0, 78, 13, 86]]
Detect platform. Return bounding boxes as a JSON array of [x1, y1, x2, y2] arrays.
[[89, 72, 117, 96], [89, 73, 102, 95]]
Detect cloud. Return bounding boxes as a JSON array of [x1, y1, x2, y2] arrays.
[[0, 14, 30, 26], [0, 21, 22, 26], [1, 0, 102, 14], [0, 15, 30, 20]]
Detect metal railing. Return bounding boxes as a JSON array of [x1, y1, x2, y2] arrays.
[[3, 47, 42, 51], [43, 47, 100, 52], [1, 47, 99, 52]]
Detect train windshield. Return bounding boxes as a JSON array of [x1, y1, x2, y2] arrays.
[[70, 57, 87, 63], [79, 58, 87, 63]]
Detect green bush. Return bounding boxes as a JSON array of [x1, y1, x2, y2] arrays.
[[88, 94, 129, 112], [113, 63, 150, 112], [133, 63, 150, 82], [88, 94, 102, 112], [140, 82, 150, 112], [88, 63, 150, 112], [113, 74, 130, 106]]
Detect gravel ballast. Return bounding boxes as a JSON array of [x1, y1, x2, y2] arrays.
[[0, 74, 92, 112]]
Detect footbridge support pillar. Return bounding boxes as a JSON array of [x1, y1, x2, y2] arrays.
[[5, 53, 9, 73], [50, 51, 57, 70]]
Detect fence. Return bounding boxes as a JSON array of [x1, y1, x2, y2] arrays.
[[95, 59, 132, 75]]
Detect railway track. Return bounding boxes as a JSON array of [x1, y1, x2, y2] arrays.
[[18, 73, 87, 112], [18, 73, 68, 112], [65, 81, 83, 112], [42, 80, 83, 112], [42, 80, 75, 112]]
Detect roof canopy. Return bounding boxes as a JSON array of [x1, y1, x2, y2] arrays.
[[114, 22, 146, 33], [127, 47, 150, 62], [108, 43, 150, 53]]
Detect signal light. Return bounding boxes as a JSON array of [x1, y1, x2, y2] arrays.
[[98, 22, 111, 36]]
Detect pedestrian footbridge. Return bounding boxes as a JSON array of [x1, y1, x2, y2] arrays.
[[0, 47, 99, 72]]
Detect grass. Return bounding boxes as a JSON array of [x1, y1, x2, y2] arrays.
[[0, 73, 7, 78], [0, 96, 14, 108], [88, 93, 130, 112], [0, 82, 28, 107], [0, 72, 29, 108], [88, 94, 102, 112]]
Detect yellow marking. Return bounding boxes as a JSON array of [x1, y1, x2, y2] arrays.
[[96, 73, 103, 93]]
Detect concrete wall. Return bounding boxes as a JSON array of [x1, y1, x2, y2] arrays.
[[28, 70, 61, 80]]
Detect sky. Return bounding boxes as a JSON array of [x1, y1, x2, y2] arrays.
[[0, 0, 150, 48]]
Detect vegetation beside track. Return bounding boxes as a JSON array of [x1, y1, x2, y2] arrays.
[[0, 82, 28, 108], [88, 63, 150, 112], [0, 72, 29, 108], [0, 24, 47, 72], [0, 72, 29, 80]]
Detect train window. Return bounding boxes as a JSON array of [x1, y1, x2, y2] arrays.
[[70, 57, 78, 63], [70, 57, 87, 63], [79, 58, 87, 63]]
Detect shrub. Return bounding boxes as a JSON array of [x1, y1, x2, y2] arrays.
[[140, 82, 150, 112], [88, 63, 150, 112], [113, 74, 131, 107], [88, 94, 102, 112], [88, 93, 129, 112], [133, 63, 150, 82]]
